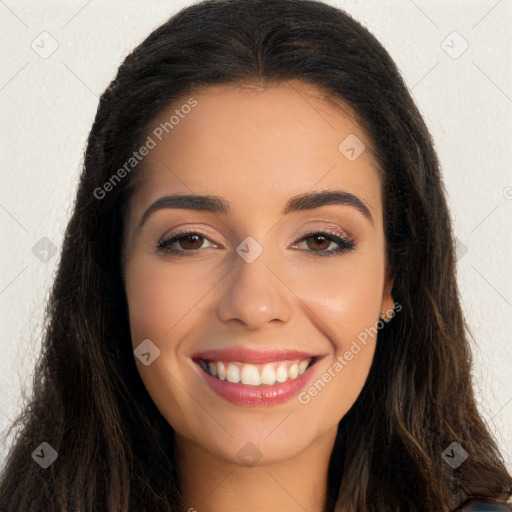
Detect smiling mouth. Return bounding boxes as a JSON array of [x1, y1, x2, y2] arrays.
[[194, 357, 318, 386]]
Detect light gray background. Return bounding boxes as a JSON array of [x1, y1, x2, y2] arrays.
[[1, 0, 511, 470]]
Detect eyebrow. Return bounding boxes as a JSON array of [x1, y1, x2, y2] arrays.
[[136, 189, 374, 232]]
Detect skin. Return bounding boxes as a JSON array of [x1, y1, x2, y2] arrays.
[[123, 79, 394, 512]]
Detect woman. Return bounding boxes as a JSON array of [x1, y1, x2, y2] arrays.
[[0, 0, 510, 510]]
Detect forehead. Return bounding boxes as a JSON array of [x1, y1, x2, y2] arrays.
[[128, 80, 382, 226]]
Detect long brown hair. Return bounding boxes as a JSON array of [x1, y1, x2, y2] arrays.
[[1, 1, 510, 510]]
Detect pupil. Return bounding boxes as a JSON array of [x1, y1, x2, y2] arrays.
[[309, 235, 328, 251], [183, 234, 202, 249]]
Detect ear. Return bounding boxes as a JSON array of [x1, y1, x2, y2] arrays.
[[380, 267, 395, 321]]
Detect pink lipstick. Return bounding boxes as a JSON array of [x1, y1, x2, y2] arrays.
[[191, 347, 319, 407]]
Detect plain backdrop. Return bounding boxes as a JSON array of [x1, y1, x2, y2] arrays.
[[1, 0, 511, 471]]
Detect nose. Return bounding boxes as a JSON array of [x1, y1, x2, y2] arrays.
[[216, 251, 293, 330]]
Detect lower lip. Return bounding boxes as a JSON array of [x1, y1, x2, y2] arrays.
[[194, 360, 317, 407]]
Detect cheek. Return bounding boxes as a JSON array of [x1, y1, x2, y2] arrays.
[[124, 256, 209, 431], [287, 248, 384, 412], [286, 246, 385, 345], [124, 255, 213, 344], [125, 266, 168, 343]]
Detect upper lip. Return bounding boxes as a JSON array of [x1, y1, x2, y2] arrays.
[[191, 347, 319, 364]]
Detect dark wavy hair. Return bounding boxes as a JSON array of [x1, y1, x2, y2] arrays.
[[1, 0, 511, 510]]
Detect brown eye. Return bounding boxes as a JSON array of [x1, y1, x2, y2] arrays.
[[178, 234, 204, 250], [292, 230, 355, 257], [306, 234, 330, 252], [156, 230, 218, 255]]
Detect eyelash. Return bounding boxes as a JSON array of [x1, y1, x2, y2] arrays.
[[156, 228, 355, 257]]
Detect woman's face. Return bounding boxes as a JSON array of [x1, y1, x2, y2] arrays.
[[123, 80, 394, 466]]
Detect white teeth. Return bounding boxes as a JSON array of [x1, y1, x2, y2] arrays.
[[275, 363, 288, 383], [240, 364, 261, 385], [200, 357, 313, 386], [260, 364, 276, 385], [226, 362, 240, 383], [288, 363, 299, 379], [217, 361, 226, 380], [298, 359, 309, 375]]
